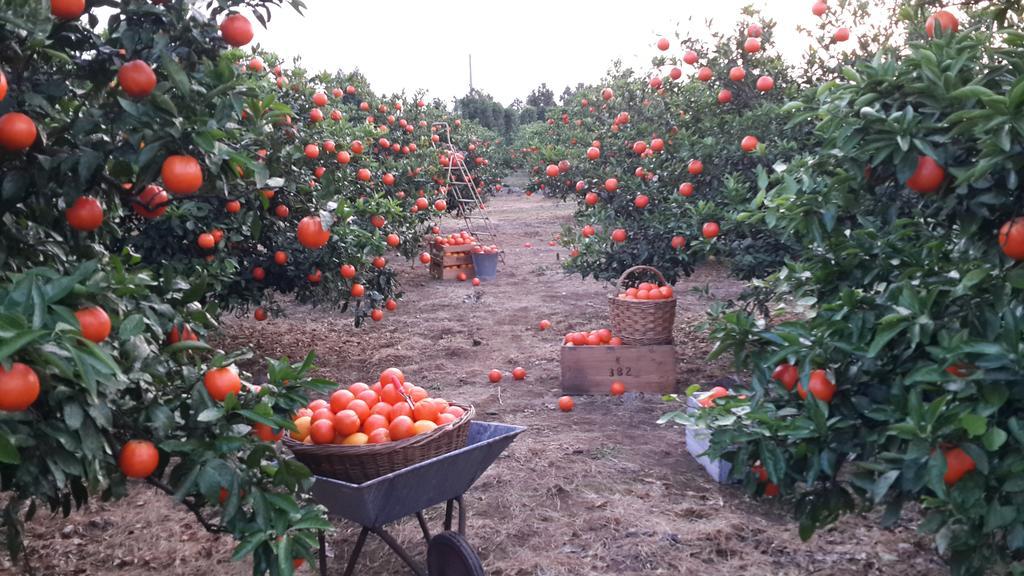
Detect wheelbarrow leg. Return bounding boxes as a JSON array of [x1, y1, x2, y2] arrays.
[[341, 527, 370, 576], [415, 511, 432, 543], [444, 500, 454, 532], [444, 497, 468, 535], [318, 530, 328, 576], [373, 528, 427, 576]]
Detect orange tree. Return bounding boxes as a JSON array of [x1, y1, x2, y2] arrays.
[[513, 2, 920, 283], [0, 0, 504, 573], [663, 4, 1024, 574]]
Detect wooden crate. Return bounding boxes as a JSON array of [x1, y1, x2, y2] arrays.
[[560, 344, 676, 395], [429, 242, 475, 280]]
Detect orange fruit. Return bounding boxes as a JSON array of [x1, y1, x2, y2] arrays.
[[161, 155, 203, 195], [118, 440, 159, 479], [274, 251, 288, 265], [330, 389, 355, 412], [488, 369, 502, 383], [252, 423, 283, 442], [390, 402, 413, 421], [311, 408, 333, 423], [610, 381, 625, 396], [75, 306, 111, 343], [297, 216, 330, 249], [347, 399, 370, 422], [999, 217, 1024, 260], [220, 13, 254, 46], [118, 60, 157, 99], [348, 382, 370, 395], [310, 419, 336, 444], [66, 196, 103, 231], [512, 367, 527, 381], [50, 0, 86, 19], [0, 362, 41, 412], [413, 420, 438, 435], [413, 400, 440, 422], [351, 283, 365, 298], [926, 10, 958, 38], [292, 416, 312, 441], [771, 363, 799, 391], [942, 447, 975, 485], [333, 410, 361, 436], [370, 401, 392, 419], [702, 222, 720, 239], [558, 396, 574, 412], [797, 370, 836, 403], [134, 185, 169, 219], [356, 389, 379, 408], [906, 155, 944, 194], [0, 112, 37, 152], [367, 428, 391, 444], [380, 383, 403, 405], [204, 367, 241, 402], [362, 414, 389, 435], [388, 415, 415, 440], [307, 399, 328, 412], [342, 432, 369, 445]]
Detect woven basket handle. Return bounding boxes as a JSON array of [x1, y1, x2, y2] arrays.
[[616, 265, 669, 291]]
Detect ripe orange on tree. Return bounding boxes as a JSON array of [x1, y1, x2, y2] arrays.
[[702, 222, 720, 239], [204, 367, 241, 402], [999, 217, 1024, 260], [906, 156, 945, 194], [66, 196, 103, 231], [75, 306, 111, 343], [274, 250, 288, 265], [219, 13, 254, 46], [926, 10, 958, 38], [942, 447, 976, 485], [134, 185, 169, 218], [0, 112, 37, 152], [117, 60, 157, 99], [118, 440, 159, 479], [161, 155, 203, 195], [351, 283, 365, 297], [771, 363, 798, 391], [796, 369, 836, 403], [297, 216, 330, 249], [50, 0, 86, 20], [0, 362, 41, 412]]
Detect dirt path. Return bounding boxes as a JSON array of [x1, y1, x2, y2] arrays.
[[4, 193, 944, 576]]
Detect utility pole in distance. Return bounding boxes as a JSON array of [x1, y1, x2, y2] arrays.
[[468, 54, 473, 93]]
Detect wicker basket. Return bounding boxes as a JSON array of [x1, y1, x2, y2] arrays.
[[282, 402, 475, 483], [608, 265, 677, 346]]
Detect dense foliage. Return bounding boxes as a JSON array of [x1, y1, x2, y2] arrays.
[[653, 3, 1024, 575], [0, 1, 507, 573]]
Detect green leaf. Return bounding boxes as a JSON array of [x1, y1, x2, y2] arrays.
[[983, 427, 1008, 451], [197, 407, 224, 422], [0, 434, 20, 464], [867, 321, 908, 357], [960, 414, 988, 437], [162, 55, 191, 95], [872, 470, 900, 504], [0, 330, 47, 361]]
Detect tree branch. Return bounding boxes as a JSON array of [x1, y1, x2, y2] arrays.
[[146, 478, 229, 534]]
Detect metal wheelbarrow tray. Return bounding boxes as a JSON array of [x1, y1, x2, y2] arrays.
[[310, 421, 525, 576]]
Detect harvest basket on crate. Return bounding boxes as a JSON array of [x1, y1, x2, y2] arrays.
[[283, 402, 475, 484], [608, 265, 677, 346]]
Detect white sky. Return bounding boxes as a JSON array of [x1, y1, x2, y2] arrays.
[[253, 1, 824, 106]]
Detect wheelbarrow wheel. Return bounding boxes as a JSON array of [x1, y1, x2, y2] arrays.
[[427, 531, 484, 576]]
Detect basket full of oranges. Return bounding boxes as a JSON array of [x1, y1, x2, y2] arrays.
[[608, 265, 677, 346], [282, 368, 474, 484]]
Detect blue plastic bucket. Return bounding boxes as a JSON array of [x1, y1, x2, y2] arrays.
[[470, 252, 499, 281]]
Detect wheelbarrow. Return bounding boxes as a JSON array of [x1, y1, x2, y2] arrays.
[[310, 421, 525, 575]]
